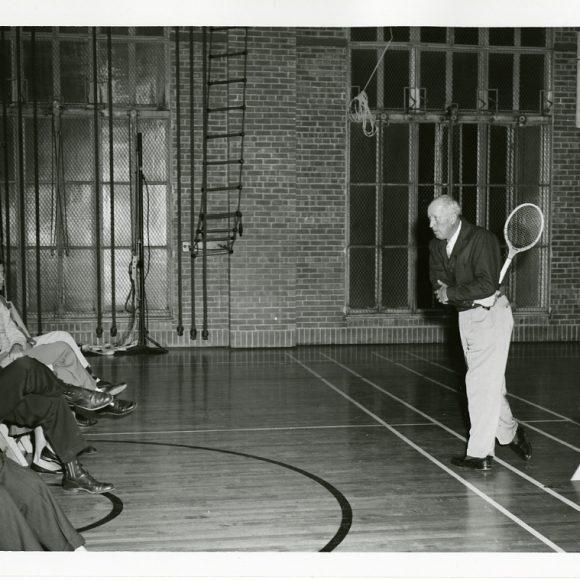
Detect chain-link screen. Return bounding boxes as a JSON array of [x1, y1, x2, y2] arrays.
[[1, 28, 171, 324], [348, 27, 552, 313]]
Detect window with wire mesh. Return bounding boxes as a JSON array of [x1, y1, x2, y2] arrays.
[[348, 27, 551, 313], [0, 28, 170, 319]]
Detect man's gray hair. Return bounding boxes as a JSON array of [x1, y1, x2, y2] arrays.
[[430, 194, 462, 218]]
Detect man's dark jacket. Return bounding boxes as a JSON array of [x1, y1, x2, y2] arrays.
[[429, 218, 502, 311]]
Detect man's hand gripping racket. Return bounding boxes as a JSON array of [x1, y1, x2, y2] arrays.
[[498, 203, 545, 285]]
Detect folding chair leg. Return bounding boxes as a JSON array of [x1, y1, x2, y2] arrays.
[[0, 423, 29, 467]]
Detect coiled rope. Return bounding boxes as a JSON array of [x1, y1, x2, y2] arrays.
[[348, 28, 393, 137]]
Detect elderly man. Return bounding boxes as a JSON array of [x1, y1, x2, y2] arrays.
[[427, 194, 531, 470]]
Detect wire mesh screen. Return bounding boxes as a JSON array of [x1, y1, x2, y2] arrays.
[[349, 27, 552, 313], [383, 50, 409, 110]]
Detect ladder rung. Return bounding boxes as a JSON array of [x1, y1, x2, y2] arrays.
[[208, 77, 246, 87], [208, 105, 245, 114], [197, 228, 235, 235], [196, 235, 235, 242], [209, 50, 247, 60], [204, 159, 243, 166], [207, 131, 244, 140], [205, 184, 242, 192], [203, 211, 241, 219]]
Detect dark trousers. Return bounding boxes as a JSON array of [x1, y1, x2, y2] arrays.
[[0, 453, 85, 550], [0, 357, 86, 462]]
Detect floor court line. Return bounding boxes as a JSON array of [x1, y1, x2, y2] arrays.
[[404, 351, 580, 427], [89, 423, 438, 438], [286, 352, 564, 553], [320, 352, 580, 514], [377, 352, 580, 451]]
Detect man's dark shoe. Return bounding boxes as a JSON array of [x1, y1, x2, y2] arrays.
[[74, 412, 98, 428], [98, 398, 137, 417], [451, 455, 493, 470], [508, 424, 532, 461], [96, 379, 128, 397], [62, 384, 112, 412], [79, 445, 98, 456], [62, 460, 114, 494]]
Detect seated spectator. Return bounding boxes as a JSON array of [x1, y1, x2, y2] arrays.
[[0, 356, 115, 494], [0, 450, 86, 551], [0, 259, 134, 427]]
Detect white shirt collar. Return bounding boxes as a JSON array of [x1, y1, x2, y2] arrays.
[[446, 220, 462, 257]]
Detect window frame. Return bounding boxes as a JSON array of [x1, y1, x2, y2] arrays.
[[347, 26, 553, 315]]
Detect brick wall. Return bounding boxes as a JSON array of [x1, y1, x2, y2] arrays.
[[45, 27, 580, 348], [551, 28, 580, 328]]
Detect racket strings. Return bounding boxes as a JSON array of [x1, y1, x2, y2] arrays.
[[506, 206, 543, 250]]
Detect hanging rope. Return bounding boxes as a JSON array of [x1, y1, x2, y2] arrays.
[[348, 28, 393, 138], [92, 27, 103, 338], [31, 28, 42, 334], [175, 27, 184, 336], [107, 28, 117, 337], [189, 26, 197, 340]]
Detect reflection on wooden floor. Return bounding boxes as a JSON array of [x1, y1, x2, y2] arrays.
[[45, 342, 580, 552]]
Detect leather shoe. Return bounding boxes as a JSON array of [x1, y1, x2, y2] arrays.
[[31, 459, 63, 474], [41, 447, 59, 463], [451, 455, 493, 470], [508, 424, 532, 460], [96, 379, 128, 396], [98, 398, 137, 417], [62, 466, 114, 494], [62, 384, 112, 411], [79, 445, 98, 456], [74, 412, 98, 428]]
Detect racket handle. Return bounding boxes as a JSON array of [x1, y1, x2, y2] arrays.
[[498, 257, 513, 285]]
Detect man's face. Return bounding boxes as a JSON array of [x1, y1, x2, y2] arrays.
[[428, 202, 458, 240]]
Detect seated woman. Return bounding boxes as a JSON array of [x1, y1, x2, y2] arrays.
[[0, 450, 86, 551], [0, 356, 114, 494]]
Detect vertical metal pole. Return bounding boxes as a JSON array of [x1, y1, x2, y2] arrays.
[[189, 27, 197, 340], [31, 28, 42, 334], [201, 27, 209, 340], [0, 28, 8, 266], [175, 27, 183, 336], [15, 28, 27, 322], [92, 28, 103, 338], [447, 119, 454, 198], [107, 28, 117, 337], [135, 131, 146, 347]]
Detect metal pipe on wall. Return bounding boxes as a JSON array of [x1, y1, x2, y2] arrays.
[[107, 28, 117, 337], [175, 27, 184, 336], [0, 28, 8, 268], [15, 28, 27, 322], [201, 27, 209, 340], [31, 28, 43, 334], [92, 28, 103, 338], [189, 27, 197, 340]]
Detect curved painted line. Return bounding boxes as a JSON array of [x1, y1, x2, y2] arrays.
[[76, 491, 124, 533], [90, 438, 353, 552]]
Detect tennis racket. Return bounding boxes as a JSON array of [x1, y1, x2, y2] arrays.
[[498, 203, 545, 284]]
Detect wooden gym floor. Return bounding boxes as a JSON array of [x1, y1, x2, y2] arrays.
[[42, 342, 580, 553]]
